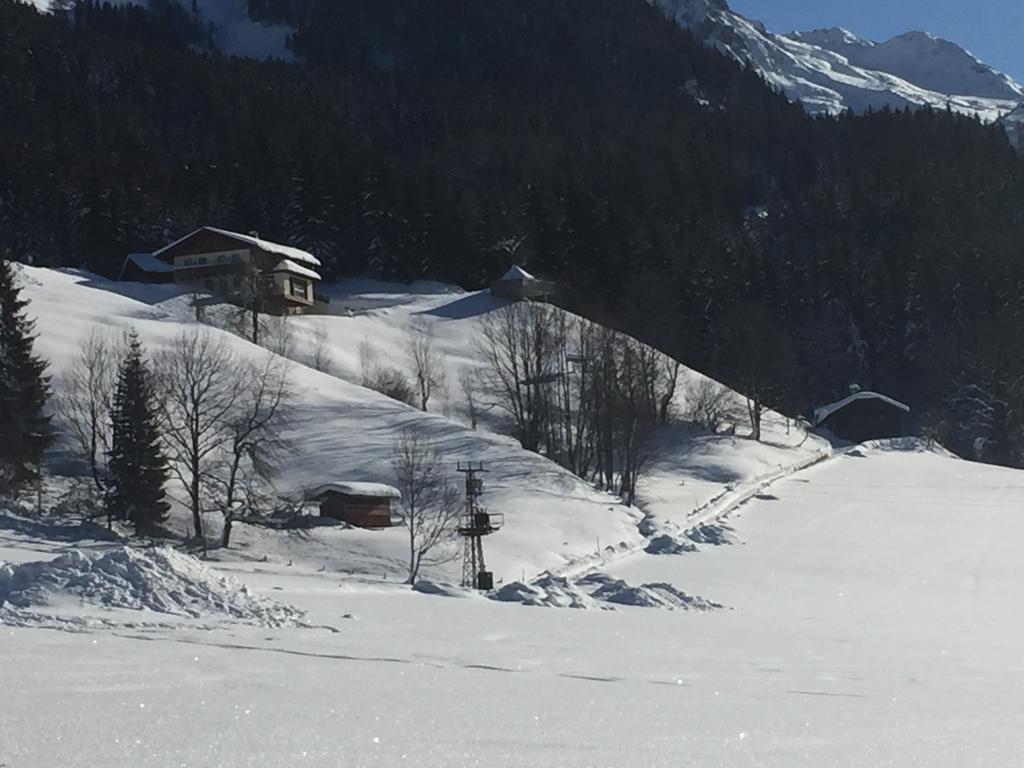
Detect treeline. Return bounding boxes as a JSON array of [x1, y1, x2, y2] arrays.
[[3, 0, 1024, 464]]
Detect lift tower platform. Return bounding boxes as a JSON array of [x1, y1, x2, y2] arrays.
[[456, 462, 503, 590]]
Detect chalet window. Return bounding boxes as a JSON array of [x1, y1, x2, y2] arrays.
[[290, 277, 308, 298]]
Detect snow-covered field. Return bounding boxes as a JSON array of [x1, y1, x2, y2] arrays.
[[5, 442, 1024, 766]]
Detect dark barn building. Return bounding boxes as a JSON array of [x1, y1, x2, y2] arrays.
[[308, 483, 401, 529], [117, 253, 175, 284], [490, 265, 556, 301], [813, 391, 910, 444]]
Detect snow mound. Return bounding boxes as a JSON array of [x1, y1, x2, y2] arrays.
[[686, 522, 736, 546], [412, 580, 484, 599], [493, 572, 724, 611], [859, 437, 960, 458], [491, 575, 602, 610], [591, 579, 724, 611], [645, 534, 699, 555], [0, 547, 306, 626]]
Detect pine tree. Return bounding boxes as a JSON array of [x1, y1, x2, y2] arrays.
[[107, 330, 170, 535], [0, 258, 50, 489]]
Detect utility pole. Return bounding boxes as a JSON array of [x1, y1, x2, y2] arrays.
[[456, 462, 503, 590]]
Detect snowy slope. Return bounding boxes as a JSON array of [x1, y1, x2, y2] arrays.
[[20, 266, 825, 583], [22, 267, 640, 582], [651, 0, 1023, 121], [6, 441, 1024, 765]]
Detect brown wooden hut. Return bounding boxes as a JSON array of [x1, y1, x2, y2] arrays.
[[308, 483, 401, 529]]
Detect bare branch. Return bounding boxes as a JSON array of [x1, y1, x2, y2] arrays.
[[391, 430, 461, 583]]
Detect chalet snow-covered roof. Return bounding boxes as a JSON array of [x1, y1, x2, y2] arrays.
[[499, 265, 536, 282], [305, 482, 402, 500], [813, 391, 910, 426], [269, 259, 322, 281], [154, 227, 322, 268], [120, 253, 174, 275]]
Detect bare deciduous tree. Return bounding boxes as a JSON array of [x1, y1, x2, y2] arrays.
[[358, 339, 378, 387], [391, 430, 462, 584], [717, 302, 796, 442], [458, 365, 480, 429], [683, 378, 741, 434], [311, 325, 331, 373], [156, 330, 242, 553], [218, 354, 291, 547], [55, 329, 117, 491], [406, 324, 444, 411], [477, 301, 560, 452], [359, 338, 417, 406], [264, 314, 294, 359]]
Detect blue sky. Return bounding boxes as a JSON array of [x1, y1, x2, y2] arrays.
[[729, 0, 1024, 81]]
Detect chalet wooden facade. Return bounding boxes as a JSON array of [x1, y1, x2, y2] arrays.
[[126, 227, 327, 315], [308, 483, 402, 529]]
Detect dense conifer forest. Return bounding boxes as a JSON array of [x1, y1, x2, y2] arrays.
[[3, 0, 1024, 465]]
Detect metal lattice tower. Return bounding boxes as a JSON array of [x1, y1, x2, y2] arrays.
[[457, 462, 503, 590]]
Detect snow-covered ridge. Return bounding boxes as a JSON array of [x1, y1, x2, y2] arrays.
[[650, 0, 1023, 122]]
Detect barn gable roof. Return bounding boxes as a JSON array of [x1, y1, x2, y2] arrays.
[[499, 265, 536, 282], [119, 252, 174, 277], [154, 226, 322, 268], [270, 259, 322, 281], [813, 391, 910, 426]]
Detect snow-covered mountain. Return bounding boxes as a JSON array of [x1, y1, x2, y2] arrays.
[[651, 0, 1023, 122]]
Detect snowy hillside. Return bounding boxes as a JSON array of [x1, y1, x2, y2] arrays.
[[651, 0, 1023, 121], [18, 266, 825, 584]]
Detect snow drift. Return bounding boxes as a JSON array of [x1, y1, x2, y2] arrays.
[[0, 546, 306, 626], [491, 572, 724, 611]]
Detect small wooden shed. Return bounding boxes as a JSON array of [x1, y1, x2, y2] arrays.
[[308, 482, 401, 529], [813, 391, 910, 444], [490, 265, 556, 300]]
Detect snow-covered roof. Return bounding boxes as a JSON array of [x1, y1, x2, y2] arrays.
[[499, 265, 536, 282], [306, 482, 401, 500], [813, 391, 910, 426], [269, 259, 322, 281], [121, 253, 174, 274], [154, 227, 322, 268]]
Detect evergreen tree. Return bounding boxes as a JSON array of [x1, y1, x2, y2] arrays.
[[0, 257, 50, 488], [107, 330, 169, 535]]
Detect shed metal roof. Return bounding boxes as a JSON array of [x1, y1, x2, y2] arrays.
[[813, 391, 910, 426]]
